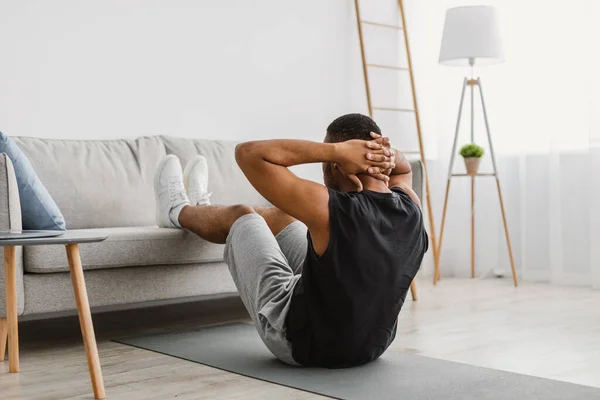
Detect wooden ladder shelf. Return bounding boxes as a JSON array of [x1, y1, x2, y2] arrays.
[[354, 0, 441, 290]]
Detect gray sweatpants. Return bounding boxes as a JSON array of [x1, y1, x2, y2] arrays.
[[223, 213, 307, 365]]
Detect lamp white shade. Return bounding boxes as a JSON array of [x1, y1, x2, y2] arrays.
[[439, 5, 504, 66]]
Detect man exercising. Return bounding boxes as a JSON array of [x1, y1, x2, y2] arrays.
[[154, 113, 428, 368]]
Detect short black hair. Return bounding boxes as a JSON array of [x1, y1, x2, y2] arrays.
[[325, 113, 381, 143]]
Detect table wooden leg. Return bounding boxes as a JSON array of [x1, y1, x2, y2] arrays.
[[4, 245, 18, 372], [65, 244, 106, 399], [409, 280, 418, 301], [0, 317, 7, 361]]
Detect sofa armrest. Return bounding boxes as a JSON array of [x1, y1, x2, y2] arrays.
[[0, 153, 24, 317], [409, 159, 424, 203]]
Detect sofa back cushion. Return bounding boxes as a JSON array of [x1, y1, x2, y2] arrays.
[[13, 136, 166, 229], [162, 137, 269, 208]]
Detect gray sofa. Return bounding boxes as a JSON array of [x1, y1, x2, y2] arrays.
[[0, 136, 423, 320]]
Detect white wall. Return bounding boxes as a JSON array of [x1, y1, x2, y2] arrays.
[[0, 0, 444, 274], [7, 1, 594, 285], [0, 0, 523, 279], [0, 0, 370, 142]]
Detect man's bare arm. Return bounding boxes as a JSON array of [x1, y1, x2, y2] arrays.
[[367, 132, 421, 207], [235, 139, 392, 227], [387, 148, 421, 207], [235, 139, 393, 254]]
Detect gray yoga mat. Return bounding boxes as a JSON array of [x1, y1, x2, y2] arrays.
[[115, 323, 600, 400]]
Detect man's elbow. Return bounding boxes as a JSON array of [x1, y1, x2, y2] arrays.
[[399, 158, 412, 175], [396, 158, 412, 175], [235, 141, 261, 169]]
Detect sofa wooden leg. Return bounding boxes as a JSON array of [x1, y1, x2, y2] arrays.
[[4, 245, 19, 372], [410, 280, 418, 301], [66, 244, 106, 399], [0, 317, 7, 361]]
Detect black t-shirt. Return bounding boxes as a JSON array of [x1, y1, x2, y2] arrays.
[[286, 187, 429, 368]]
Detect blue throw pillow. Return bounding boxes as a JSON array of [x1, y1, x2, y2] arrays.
[[0, 132, 66, 230]]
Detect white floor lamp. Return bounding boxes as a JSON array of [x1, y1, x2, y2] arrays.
[[435, 6, 518, 287]]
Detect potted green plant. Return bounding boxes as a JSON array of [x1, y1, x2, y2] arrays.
[[459, 143, 484, 175]]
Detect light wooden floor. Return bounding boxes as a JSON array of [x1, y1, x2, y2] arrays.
[[1, 278, 600, 399]]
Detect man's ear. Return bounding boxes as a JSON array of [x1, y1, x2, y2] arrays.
[[332, 163, 347, 176]]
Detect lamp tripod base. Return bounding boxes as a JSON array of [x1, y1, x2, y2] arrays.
[[435, 77, 518, 288]]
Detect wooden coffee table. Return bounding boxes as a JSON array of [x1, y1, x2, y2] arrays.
[[1, 231, 108, 399]]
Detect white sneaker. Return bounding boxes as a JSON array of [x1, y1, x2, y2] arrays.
[[154, 155, 190, 228], [183, 155, 212, 206]]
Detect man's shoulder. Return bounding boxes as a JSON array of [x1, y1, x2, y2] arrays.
[[390, 185, 421, 208]]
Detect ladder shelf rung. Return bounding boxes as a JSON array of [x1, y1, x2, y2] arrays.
[[361, 20, 403, 30], [372, 107, 414, 112], [367, 64, 408, 71]]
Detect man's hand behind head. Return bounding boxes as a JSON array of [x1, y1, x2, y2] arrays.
[[334, 138, 395, 191], [368, 132, 396, 176], [368, 132, 412, 178]]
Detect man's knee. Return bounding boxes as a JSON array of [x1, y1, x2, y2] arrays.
[[226, 205, 257, 231], [265, 208, 297, 236], [232, 204, 256, 219]]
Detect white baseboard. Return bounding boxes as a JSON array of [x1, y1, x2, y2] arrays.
[[521, 269, 551, 282], [552, 272, 593, 287], [522, 269, 593, 286]]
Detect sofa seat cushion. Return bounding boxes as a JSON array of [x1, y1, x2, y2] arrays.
[[24, 227, 225, 273]]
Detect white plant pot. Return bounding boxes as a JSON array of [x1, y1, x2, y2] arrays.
[[463, 157, 481, 175]]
